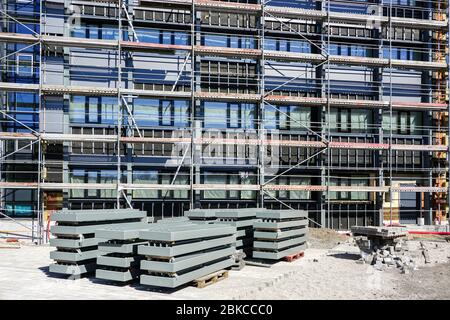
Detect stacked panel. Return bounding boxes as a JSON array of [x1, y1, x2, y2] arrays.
[[138, 223, 236, 288], [49, 209, 148, 277], [185, 209, 218, 224], [157, 216, 191, 224], [214, 208, 263, 257], [95, 222, 154, 283], [252, 210, 308, 260]]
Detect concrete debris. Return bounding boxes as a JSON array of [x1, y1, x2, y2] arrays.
[[353, 227, 416, 274], [423, 250, 431, 264], [351, 226, 408, 239], [353, 229, 450, 274], [232, 251, 246, 270]]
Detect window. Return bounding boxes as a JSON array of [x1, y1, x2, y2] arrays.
[[137, 29, 159, 43], [70, 170, 84, 198], [204, 102, 256, 129], [329, 178, 368, 201], [339, 109, 350, 132], [241, 104, 256, 129], [101, 97, 117, 125], [328, 108, 370, 133], [203, 173, 226, 199], [265, 106, 311, 130], [204, 34, 227, 47], [87, 97, 99, 123], [351, 109, 371, 133], [229, 104, 240, 128], [132, 171, 158, 198], [240, 172, 255, 199], [69, 96, 117, 124], [174, 100, 189, 127], [16, 54, 33, 76], [101, 25, 118, 40], [160, 100, 173, 126], [174, 32, 189, 45], [382, 111, 422, 135], [134, 98, 159, 127], [162, 31, 172, 44], [204, 102, 227, 129], [87, 171, 98, 197], [87, 24, 99, 39], [289, 177, 310, 200], [100, 171, 117, 198], [290, 106, 311, 130], [173, 175, 189, 199], [69, 96, 85, 123], [278, 106, 289, 129]]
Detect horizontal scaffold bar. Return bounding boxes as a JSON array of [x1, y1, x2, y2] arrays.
[[0, 182, 446, 193], [0, 132, 447, 152], [139, 0, 448, 30], [0, 82, 446, 111], [0, 32, 447, 70]]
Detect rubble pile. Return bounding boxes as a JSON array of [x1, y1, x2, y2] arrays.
[[354, 235, 417, 274], [351, 226, 419, 273]]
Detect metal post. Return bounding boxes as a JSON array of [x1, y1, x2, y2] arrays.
[[389, 0, 393, 226], [189, 0, 195, 210], [326, 0, 331, 228], [259, 1, 266, 208], [447, 3, 450, 224], [37, 0, 44, 244], [116, 0, 123, 209]]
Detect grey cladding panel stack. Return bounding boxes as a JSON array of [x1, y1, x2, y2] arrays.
[[95, 223, 153, 283], [138, 223, 236, 288], [214, 208, 263, 257], [185, 209, 218, 224], [157, 216, 190, 224], [252, 210, 308, 260], [49, 209, 148, 278]]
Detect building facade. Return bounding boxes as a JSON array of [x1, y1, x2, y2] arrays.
[[0, 0, 449, 240]]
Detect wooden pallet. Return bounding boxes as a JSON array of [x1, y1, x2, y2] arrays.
[[284, 251, 304, 262], [193, 270, 229, 288]]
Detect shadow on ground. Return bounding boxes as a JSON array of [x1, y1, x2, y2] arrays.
[[328, 253, 361, 261]]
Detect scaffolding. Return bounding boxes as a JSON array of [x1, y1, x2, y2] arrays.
[[0, 0, 449, 242]]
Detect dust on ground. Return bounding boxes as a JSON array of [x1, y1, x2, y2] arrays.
[[1, 233, 449, 300], [407, 233, 450, 242], [308, 227, 349, 249], [243, 239, 450, 300]]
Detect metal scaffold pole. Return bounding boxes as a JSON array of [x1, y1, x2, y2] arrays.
[[259, 0, 266, 209], [389, 0, 394, 226], [0, 0, 447, 230], [447, 1, 450, 224], [326, 0, 331, 228], [116, 0, 123, 209], [190, 0, 195, 210], [37, 0, 43, 244]]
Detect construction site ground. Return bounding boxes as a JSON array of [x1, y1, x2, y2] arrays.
[[1, 229, 450, 300]]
